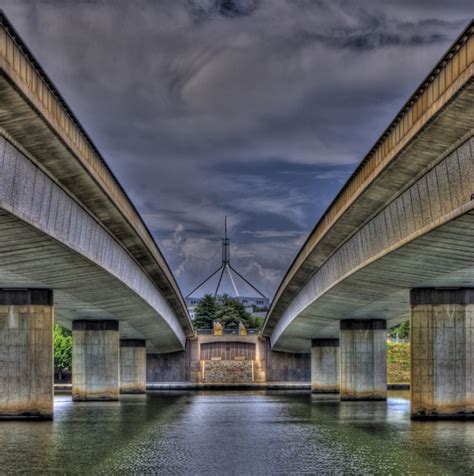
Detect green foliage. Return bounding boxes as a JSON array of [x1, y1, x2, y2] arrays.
[[388, 321, 410, 340], [54, 324, 72, 374], [247, 315, 264, 329], [215, 295, 251, 328], [193, 294, 219, 329], [387, 342, 410, 383], [192, 294, 252, 329]]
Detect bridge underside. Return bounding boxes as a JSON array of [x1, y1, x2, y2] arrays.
[[0, 209, 182, 353], [274, 207, 474, 352]]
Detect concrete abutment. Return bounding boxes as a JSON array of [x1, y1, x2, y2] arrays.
[[72, 320, 119, 401], [340, 319, 387, 401], [0, 289, 53, 419], [311, 338, 339, 393]]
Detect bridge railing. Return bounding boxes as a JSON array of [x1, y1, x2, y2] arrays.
[[196, 328, 260, 335]]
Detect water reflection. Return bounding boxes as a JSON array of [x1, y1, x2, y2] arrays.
[[0, 391, 473, 474]]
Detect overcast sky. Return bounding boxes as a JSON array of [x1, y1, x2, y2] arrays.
[[2, 1, 472, 298]]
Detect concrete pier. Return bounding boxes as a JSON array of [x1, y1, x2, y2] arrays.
[[411, 289, 474, 419], [340, 320, 387, 401], [311, 339, 339, 393], [0, 289, 53, 419], [72, 320, 119, 401], [120, 339, 146, 394]]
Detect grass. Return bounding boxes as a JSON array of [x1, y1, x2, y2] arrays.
[[387, 341, 410, 384]]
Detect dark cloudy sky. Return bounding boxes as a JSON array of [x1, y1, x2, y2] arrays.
[[2, 1, 472, 298]]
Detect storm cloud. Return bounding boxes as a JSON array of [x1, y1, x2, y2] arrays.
[[2, 0, 471, 297]]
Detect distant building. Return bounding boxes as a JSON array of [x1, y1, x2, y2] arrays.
[[185, 295, 270, 320]]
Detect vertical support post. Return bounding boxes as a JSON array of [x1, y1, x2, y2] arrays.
[[311, 338, 340, 393], [0, 289, 53, 419], [340, 319, 387, 400], [72, 320, 119, 401], [120, 339, 146, 394], [411, 288, 474, 419]]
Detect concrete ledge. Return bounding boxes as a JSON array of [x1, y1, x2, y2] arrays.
[[54, 382, 410, 393], [147, 382, 312, 390]]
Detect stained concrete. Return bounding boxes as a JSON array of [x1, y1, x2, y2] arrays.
[[311, 339, 339, 393], [340, 320, 387, 401], [72, 320, 119, 401], [0, 289, 53, 419], [411, 288, 474, 419], [120, 339, 146, 394]]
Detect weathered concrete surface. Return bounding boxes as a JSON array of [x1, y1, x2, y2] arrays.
[[147, 339, 199, 383], [311, 339, 339, 393], [340, 320, 387, 401], [200, 341, 256, 360], [263, 23, 474, 352], [120, 339, 146, 394], [411, 288, 474, 419], [0, 289, 53, 419], [72, 320, 119, 401]]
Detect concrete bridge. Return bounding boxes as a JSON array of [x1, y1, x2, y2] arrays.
[[0, 13, 193, 418], [1, 11, 473, 422], [262, 21, 474, 418]]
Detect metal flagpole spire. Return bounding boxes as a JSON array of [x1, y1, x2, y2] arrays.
[[185, 217, 268, 301]]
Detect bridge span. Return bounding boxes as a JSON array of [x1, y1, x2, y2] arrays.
[[0, 12, 193, 417], [262, 21, 474, 417]]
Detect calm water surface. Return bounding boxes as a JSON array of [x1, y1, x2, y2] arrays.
[[0, 391, 473, 475]]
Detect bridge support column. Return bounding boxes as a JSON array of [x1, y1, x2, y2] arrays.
[[311, 339, 339, 393], [72, 320, 119, 401], [120, 339, 146, 394], [340, 320, 387, 400], [0, 289, 53, 419], [411, 288, 474, 419]]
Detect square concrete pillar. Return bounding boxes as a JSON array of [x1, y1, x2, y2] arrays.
[[72, 320, 119, 401], [311, 338, 339, 393], [0, 289, 53, 419], [340, 319, 387, 400], [120, 339, 146, 394], [411, 288, 474, 419]]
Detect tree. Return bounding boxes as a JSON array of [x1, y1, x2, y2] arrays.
[[216, 295, 251, 329], [247, 315, 264, 329], [388, 321, 410, 341], [193, 294, 219, 329], [54, 324, 72, 380]]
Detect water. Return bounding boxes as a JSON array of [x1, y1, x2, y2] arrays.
[[1, 391, 474, 475]]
